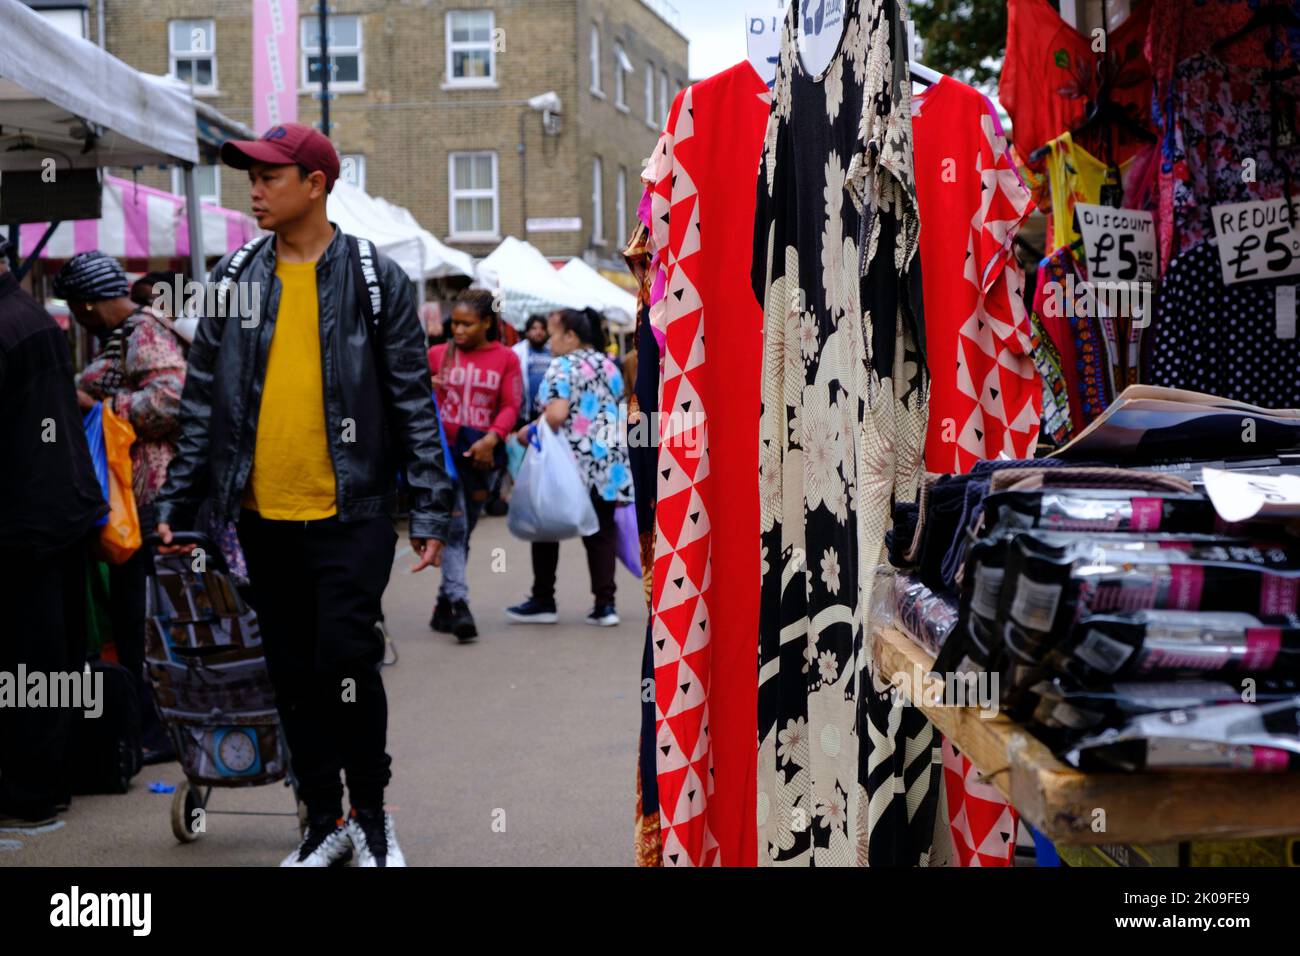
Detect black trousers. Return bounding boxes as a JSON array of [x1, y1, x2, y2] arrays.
[[107, 545, 160, 738], [0, 539, 88, 817], [530, 491, 618, 607], [238, 511, 396, 820]]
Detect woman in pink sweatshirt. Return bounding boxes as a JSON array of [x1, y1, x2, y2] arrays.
[[427, 289, 523, 641]]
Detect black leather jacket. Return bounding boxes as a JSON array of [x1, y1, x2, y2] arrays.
[[156, 226, 454, 541]]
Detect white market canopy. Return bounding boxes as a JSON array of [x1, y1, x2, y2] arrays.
[[476, 237, 598, 329], [558, 257, 636, 330], [327, 180, 474, 282], [0, 0, 198, 170]]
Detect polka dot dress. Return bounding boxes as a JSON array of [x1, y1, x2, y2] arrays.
[[1145, 240, 1300, 408]]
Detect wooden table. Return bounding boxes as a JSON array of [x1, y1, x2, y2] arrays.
[[873, 625, 1300, 846]]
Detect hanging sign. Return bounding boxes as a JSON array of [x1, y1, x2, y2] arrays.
[[1074, 204, 1157, 283], [796, 0, 845, 78], [1210, 195, 1300, 286], [746, 11, 783, 90]]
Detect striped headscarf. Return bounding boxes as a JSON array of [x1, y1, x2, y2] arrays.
[[52, 251, 130, 302]]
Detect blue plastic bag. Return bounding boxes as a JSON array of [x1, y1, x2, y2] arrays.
[[82, 404, 109, 527], [506, 423, 599, 542]]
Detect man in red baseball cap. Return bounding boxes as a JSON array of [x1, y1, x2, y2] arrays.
[[156, 122, 455, 867]]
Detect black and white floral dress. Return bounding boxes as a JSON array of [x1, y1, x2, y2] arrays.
[[752, 0, 938, 866]]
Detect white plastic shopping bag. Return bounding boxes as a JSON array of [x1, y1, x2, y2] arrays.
[[507, 422, 600, 542]]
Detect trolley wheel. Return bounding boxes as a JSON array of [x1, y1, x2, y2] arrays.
[[170, 781, 204, 844], [297, 800, 309, 838]]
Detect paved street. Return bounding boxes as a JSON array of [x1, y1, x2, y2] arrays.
[[2, 514, 645, 867]]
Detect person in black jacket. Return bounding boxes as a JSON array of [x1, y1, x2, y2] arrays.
[[0, 239, 107, 827], [154, 124, 454, 867]]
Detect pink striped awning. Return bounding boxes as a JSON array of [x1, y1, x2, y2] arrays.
[[19, 174, 259, 262]]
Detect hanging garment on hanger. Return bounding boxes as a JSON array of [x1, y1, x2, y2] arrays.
[[1143, 240, 1300, 407], [1155, 52, 1300, 273], [1041, 132, 1159, 252], [624, 215, 664, 868], [913, 76, 1040, 473], [753, 0, 935, 867], [1002, 0, 1154, 177], [643, 61, 771, 868]]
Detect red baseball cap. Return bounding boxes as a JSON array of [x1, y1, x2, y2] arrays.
[[221, 122, 341, 191]]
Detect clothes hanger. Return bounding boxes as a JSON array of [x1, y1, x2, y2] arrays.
[[910, 61, 943, 87]]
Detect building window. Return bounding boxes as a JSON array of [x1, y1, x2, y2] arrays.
[[171, 165, 221, 207], [340, 155, 366, 190], [449, 151, 498, 240], [644, 61, 656, 126], [616, 167, 628, 248], [659, 69, 670, 125], [589, 24, 603, 96], [591, 157, 604, 245], [169, 20, 216, 93], [445, 10, 496, 86], [302, 15, 364, 92], [614, 42, 632, 110]]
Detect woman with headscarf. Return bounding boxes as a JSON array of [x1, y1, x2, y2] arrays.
[[55, 251, 187, 761]]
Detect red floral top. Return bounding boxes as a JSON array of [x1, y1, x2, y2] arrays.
[[78, 308, 186, 508]]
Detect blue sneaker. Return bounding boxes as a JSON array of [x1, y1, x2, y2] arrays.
[[506, 598, 558, 624]]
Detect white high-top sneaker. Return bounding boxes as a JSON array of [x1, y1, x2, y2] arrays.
[[347, 809, 406, 867], [280, 818, 353, 867]]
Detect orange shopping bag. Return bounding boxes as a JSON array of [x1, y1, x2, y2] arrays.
[[98, 402, 141, 564]]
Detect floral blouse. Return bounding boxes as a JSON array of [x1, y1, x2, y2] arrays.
[[538, 348, 632, 503], [78, 307, 186, 509]]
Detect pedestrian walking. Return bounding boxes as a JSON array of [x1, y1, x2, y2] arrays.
[[55, 250, 187, 764], [154, 122, 455, 867], [427, 288, 522, 641], [0, 239, 107, 827], [507, 308, 632, 628], [512, 314, 552, 421]]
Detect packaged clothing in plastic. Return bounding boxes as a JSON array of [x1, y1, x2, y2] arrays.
[[506, 422, 599, 542], [1064, 695, 1300, 773]]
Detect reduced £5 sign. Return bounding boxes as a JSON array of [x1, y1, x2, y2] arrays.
[[1211, 195, 1300, 285]]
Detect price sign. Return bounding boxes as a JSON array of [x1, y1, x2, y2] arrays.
[[1210, 195, 1300, 285], [746, 11, 783, 91], [1075, 204, 1157, 282], [1203, 467, 1300, 523]]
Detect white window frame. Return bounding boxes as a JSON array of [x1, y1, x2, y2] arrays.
[[644, 61, 656, 126], [300, 14, 365, 94], [659, 69, 670, 126], [169, 19, 217, 95], [614, 42, 632, 111], [339, 154, 366, 191], [171, 164, 220, 208], [589, 24, 604, 97], [591, 156, 605, 245], [448, 150, 500, 242], [616, 167, 628, 248], [444, 9, 498, 89]]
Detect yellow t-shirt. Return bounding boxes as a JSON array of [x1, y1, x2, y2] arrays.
[[242, 260, 338, 520], [1046, 132, 1136, 251]]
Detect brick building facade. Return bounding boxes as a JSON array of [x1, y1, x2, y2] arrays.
[[86, 0, 688, 270]]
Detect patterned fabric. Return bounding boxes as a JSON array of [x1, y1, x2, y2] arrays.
[[1156, 52, 1300, 274], [913, 76, 1040, 473], [941, 737, 1018, 867], [1031, 248, 1118, 432], [642, 62, 770, 868], [753, 0, 934, 867], [1029, 312, 1074, 448], [52, 250, 131, 301], [537, 349, 632, 503], [1143, 240, 1300, 408], [78, 307, 186, 508]]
